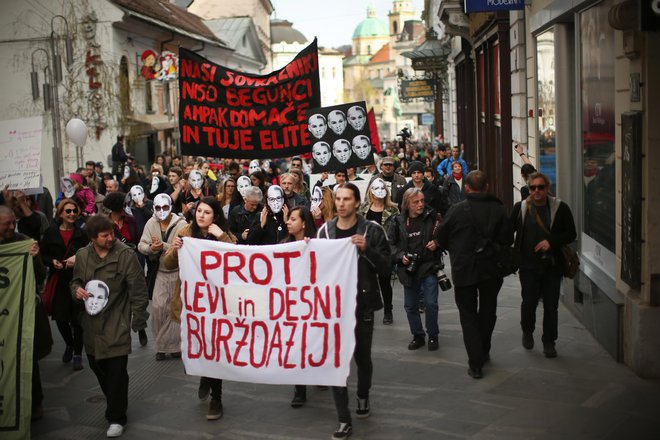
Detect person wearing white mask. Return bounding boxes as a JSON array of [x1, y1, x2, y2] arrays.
[[246, 185, 288, 245], [182, 170, 209, 221], [137, 193, 187, 361], [248, 159, 261, 175], [359, 178, 400, 324], [236, 175, 252, 198]]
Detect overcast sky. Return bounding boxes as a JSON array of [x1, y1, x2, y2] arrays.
[[271, 0, 426, 48]]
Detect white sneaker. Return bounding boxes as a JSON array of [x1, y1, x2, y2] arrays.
[[106, 424, 124, 437]]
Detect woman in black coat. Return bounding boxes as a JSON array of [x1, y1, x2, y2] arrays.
[[40, 198, 89, 370]]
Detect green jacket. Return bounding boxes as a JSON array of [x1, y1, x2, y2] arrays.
[[70, 240, 149, 360], [358, 202, 399, 238]]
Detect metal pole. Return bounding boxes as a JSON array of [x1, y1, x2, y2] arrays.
[[49, 36, 65, 182]]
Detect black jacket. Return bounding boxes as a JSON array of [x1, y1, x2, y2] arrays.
[[317, 216, 391, 314], [388, 207, 443, 286], [399, 179, 449, 216], [40, 224, 89, 321], [437, 193, 513, 287], [510, 196, 576, 271], [246, 210, 287, 245], [228, 204, 261, 244], [443, 176, 466, 206], [284, 192, 310, 210]]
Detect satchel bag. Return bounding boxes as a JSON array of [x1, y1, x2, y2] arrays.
[[531, 207, 579, 279], [41, 271, 59, 316], [463, 203, 519, 277]]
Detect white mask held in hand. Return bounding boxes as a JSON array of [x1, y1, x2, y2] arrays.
[[370, 178, 387, 199], [123, 165, 131, 180], [61, 177, 75, 198], [150, 176, 160, 194], [153, 193, 172, 221], [189, 170, 203, 189], [129, 185, 145, 204], [237, 175, 251, 197], [267, 185, 284, 214], [311, 186, 323, 210], [249, 160, 260, 175], [85, 280, 109, 316]]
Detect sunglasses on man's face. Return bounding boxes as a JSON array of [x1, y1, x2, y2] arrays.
[[64, 208, 79, 214], [154, 205, 171, 212], [529, 184, 546, 191]]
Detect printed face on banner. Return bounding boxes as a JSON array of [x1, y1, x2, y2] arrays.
[[153, 193, 172, 221], [347, 106, 367, 131], [85, 280, 109, 315], [352, 135, 372, 160], [189, 170, 203, 189], [237, 175, 251, 197], [60, 177, 75, 198], [249, 160, 261, 175], [311, 186, 323, 209], [332, 139, 352, 164], [370, 178, 387, 199], [308, 114, 327, 139], [130, 185, 144, 204], [328, 110, 347, 135], [312, 142, 332, 166], [305, 101, 373, 173], [267, 185, 284, 213]]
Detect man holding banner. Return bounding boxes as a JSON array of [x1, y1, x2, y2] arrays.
[[317, 183, 391, 439]]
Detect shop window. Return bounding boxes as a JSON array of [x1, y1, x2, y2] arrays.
[[580, 0, 615, 257], [536, 29, 556, 193]]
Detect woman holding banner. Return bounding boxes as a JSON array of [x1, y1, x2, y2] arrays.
[[163, 196, 237, 421], [280, 206, 318, 408]]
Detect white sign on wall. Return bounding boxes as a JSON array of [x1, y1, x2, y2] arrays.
[[0, 117, 43, 191]]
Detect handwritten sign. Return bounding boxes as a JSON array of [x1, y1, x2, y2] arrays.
[[179, 40, 321, 159], [0, 240, 35, 438], [178, 238, 358, 386], [0, 117, 43, 190]]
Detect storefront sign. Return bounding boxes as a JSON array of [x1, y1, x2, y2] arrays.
[[465, 0, 524, 13], [400, 79, 435, 99]]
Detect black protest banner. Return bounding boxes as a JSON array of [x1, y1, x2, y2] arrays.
[[307, 101, 375, 172], [179, 39, 320, 159]]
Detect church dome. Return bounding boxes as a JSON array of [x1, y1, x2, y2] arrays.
[[271, 19, 308, 44], [352, 5, 389, 39]]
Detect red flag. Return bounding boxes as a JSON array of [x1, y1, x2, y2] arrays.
[[367, 108, 381, 152]]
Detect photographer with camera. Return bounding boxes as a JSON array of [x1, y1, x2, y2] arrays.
[[388, 188, 443, 351]]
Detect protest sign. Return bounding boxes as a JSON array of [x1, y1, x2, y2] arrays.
[[307, 101, 375, 173], [178, 237, 358, 386], [0, 117, 43, 191], [0, 240, 36, 439], [179, 40, 321, 159]]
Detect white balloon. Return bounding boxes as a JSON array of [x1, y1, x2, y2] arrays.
[[65, 118, 88, 147]]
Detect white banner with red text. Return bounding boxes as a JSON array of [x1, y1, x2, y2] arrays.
[[178, 237, 358, 386]]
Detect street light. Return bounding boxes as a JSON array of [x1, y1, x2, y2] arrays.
[[51, 15, 74, 83], [30, 48, 50, 100]]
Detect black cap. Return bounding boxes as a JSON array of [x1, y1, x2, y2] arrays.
[[408, 160, 424, 174]]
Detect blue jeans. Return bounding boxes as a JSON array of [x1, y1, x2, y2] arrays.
[[403, 274, 439, 338]]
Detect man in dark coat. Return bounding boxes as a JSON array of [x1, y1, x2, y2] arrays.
[[399, 160, 448, 216], [510, 172, 576, 358], [437, 170, 513, 379]]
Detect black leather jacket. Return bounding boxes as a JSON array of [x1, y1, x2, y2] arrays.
[[317, 216, 391, 314]]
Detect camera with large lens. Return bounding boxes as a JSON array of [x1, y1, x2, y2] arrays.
[[405, 252, 419, 273], [437, 269, 452, 291]]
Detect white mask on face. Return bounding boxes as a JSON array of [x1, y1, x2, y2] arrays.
[[249, 160, 260, 175], [189, 170, 203, 189], [311, 186, 323, 209], [153, 193, 172, 221], [237, 176, 251, 197], [267, 185, 284, 214], [61, 178, 75, 198], [261, 159, 271, 172], [123, 165, 131, 180], [85, 280, 109, 316], [370, 178, 387, 199], [130, 185, 144, 204]]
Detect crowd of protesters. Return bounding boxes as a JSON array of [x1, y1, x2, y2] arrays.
[[0, 135, 575, 439]]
